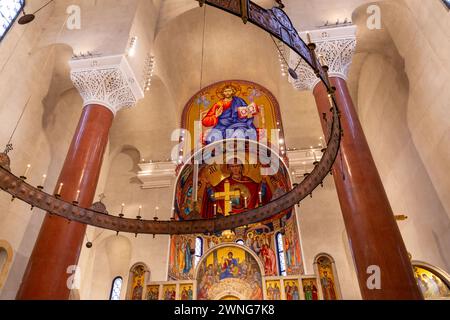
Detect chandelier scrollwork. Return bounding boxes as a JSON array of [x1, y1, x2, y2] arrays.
[[0, 1, 342, 235]]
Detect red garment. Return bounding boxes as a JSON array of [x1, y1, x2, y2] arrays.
[[201, 176, 272, 218], [202, 100, 233, 127]]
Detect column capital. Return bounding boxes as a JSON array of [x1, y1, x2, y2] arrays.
[[69, 55, 145, 116], [289, 25, 357, 91]]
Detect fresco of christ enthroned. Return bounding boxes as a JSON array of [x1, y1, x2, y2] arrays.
[[202, 84, 259, 144]]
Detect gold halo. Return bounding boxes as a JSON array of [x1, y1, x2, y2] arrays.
[[216, 83, 242, 99]]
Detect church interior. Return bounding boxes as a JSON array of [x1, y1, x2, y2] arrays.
[[0, 0, 449, 301]]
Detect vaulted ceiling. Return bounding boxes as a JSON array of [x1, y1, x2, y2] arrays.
[[155, 0, 373, 33]]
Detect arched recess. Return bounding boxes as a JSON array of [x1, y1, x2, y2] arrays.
[[89, 235, 132, 300], [109, 75, 178, 163], [194, 243, 264, 300], [126, 262, 150, 300], [313, 253, 342, 300], [0, 240, 13, 291], [153, 8, 280, 111], [412, 260, 450, 299]]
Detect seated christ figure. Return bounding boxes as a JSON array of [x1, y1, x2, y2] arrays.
[[202, 85, 258, 144]]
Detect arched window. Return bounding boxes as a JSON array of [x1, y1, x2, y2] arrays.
[[109, 277, 123, 300], [194, 236, 203, 266], [236, 239, 245, 246], [0, 0, 25, 41], [275, 232, 287, 276], [442, 0, 450, 10]]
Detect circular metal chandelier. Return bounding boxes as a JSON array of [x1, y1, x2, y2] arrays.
[[0, 0, 342, 236]]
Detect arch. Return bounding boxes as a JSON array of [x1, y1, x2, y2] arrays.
[[195, 243, 265, 279], [215, 291, 245, 300], [313, 253, 342, 300], [0, 240, 13, 290], [172, 138, 293, 222], [194, 243, 264, 300], [126, 262, 150, 300], [412, 260, 450, 299], [180, 79, 286, 155]]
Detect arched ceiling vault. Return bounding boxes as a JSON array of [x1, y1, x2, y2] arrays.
[[155, 0, 374, 35], [153, 6, 281, 112]]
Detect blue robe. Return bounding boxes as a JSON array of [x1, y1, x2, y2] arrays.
[[183, 243, 192, 274], [205, 96, 257, 144]]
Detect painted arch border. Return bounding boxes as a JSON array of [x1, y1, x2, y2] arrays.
[[411, 260, 450, 288], [180, 79, 287, 153], [193, 242, 266, 280]]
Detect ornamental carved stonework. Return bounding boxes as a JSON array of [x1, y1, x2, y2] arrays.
[[71, 68, 137, 113], [289, 26, 357, 91], [69, 55, 144, 115]]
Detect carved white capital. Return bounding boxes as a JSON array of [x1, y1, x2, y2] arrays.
[[69, 55, 145, 115], [288, 25, 357, 91]]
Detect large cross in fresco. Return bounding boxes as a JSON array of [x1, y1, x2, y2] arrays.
[[213, 180, 241, 216]]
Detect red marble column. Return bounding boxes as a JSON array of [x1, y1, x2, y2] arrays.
[[16, 104, 113, 300], [313, 77, 423, 300]]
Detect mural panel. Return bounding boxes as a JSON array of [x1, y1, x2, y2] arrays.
[[129, 264, 146, 300], [174, 157, 291, 220], [317, 256, 338, 300], [163, 284, 177, 300], [302, 278, 319, 301], [283, 217, 303, 275], [169, 80, 304, 285], [146, 285, 160, 300], [197, 246, 263, 300], [265, 280, 282, 300], [284, 279, 300, 300], [180, 284, 195, 300], [414, 265, 450, 299], [182, 80, 284, 149]]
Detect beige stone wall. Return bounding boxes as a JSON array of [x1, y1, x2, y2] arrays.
[[384, 0, 450, 221], [350, 0, 450, 273], [356, 52, 450, 271], [0, 0, 140, 299], [298, 179, 362, 299], [0, 0, 78, 298], [78, 150, 172, 300]]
